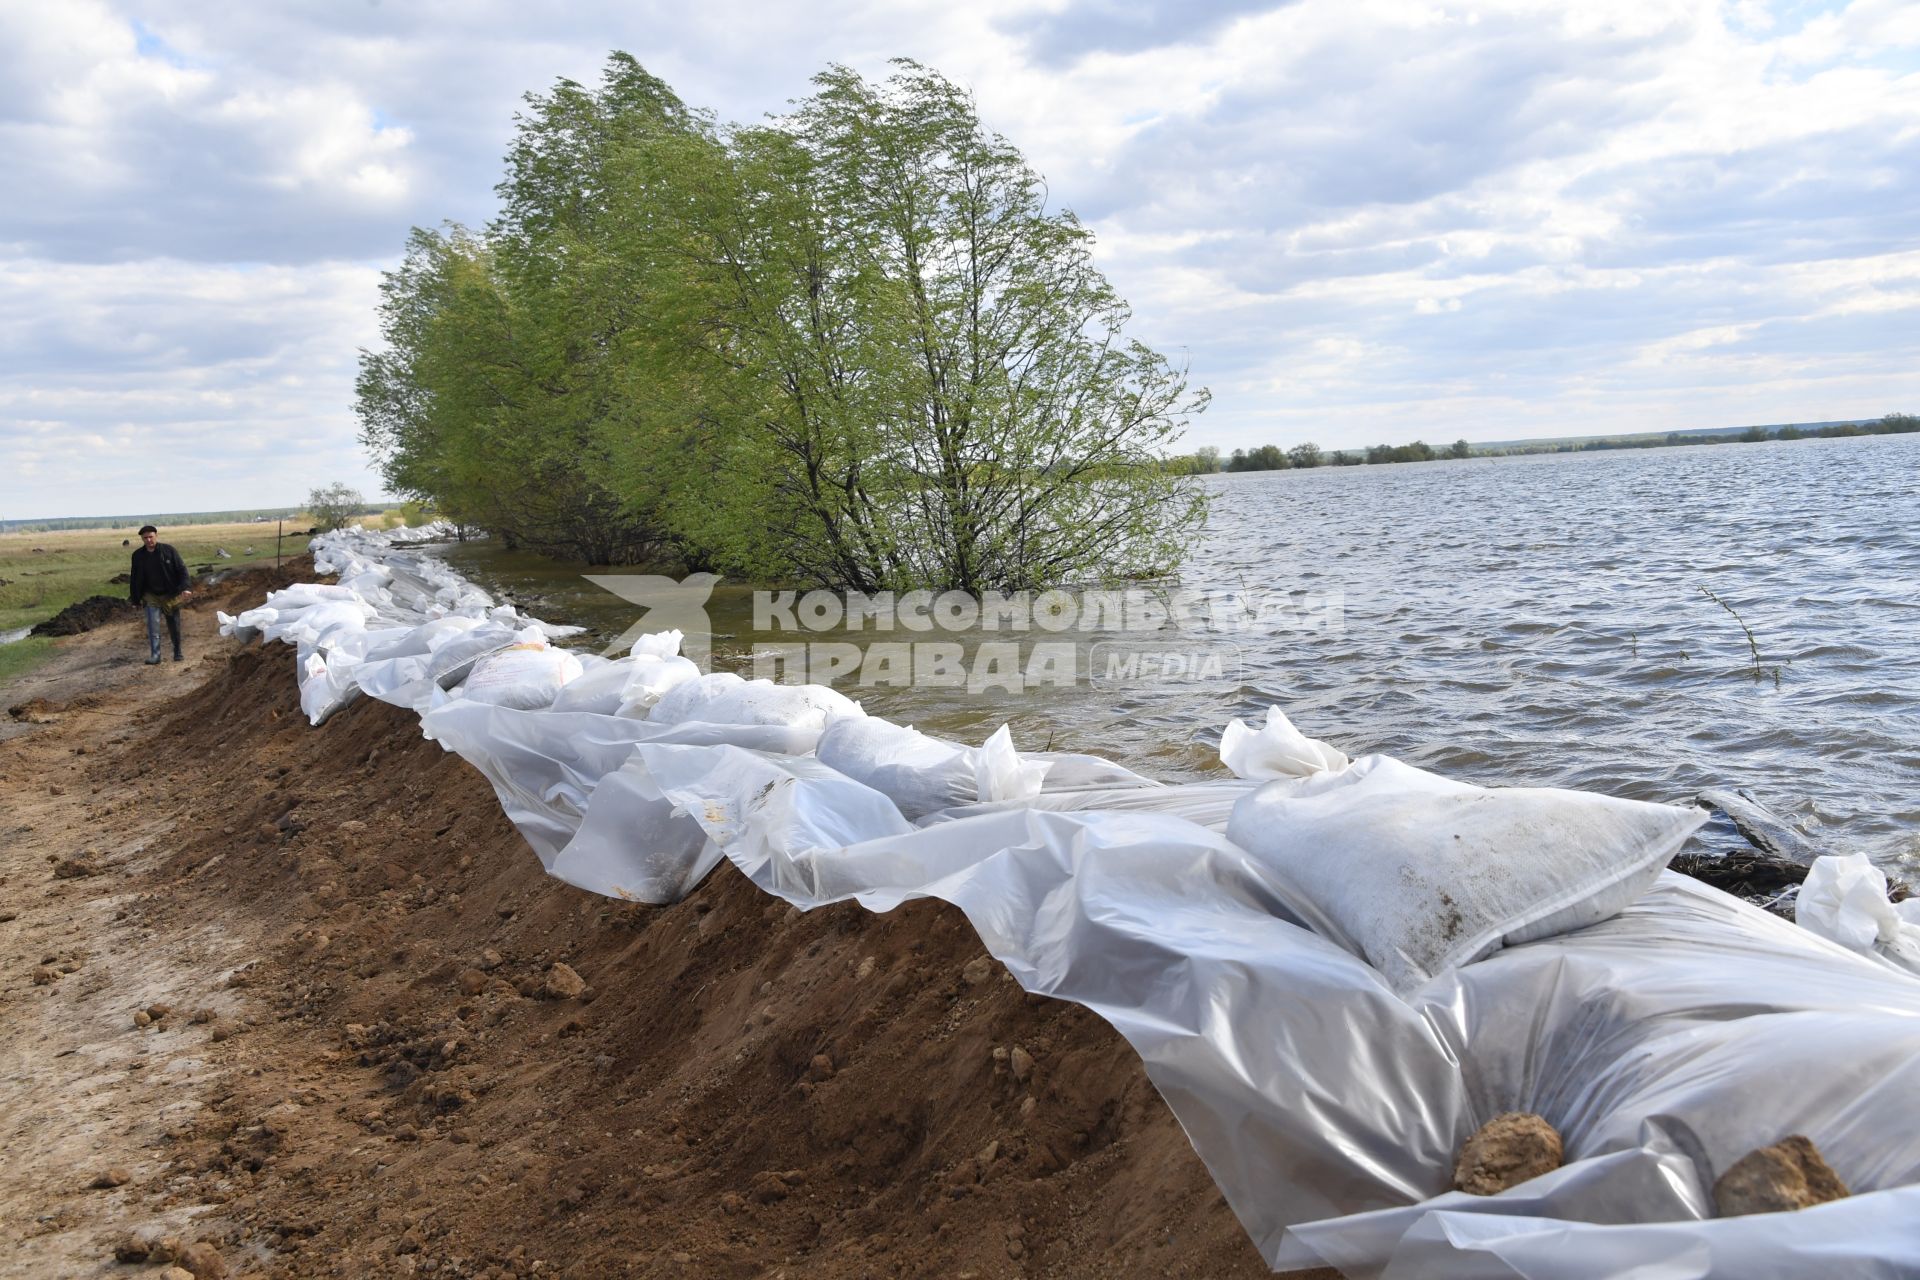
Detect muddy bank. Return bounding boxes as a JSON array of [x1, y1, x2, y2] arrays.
[[2, 565, 1317, 1279]]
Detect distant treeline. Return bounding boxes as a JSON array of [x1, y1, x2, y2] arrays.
[[1512, 413, 1917, 454], [1163, 439, 1471, 473], [0, 506, 367, 536], [1165, 412, 1917, 473]]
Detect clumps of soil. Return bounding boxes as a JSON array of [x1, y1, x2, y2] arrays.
[[112, 1232, 228, 1276], [1713, 1135, 1850, 1216], [1452, 1112, 1564, 1195], [30, 595, 138, 637]]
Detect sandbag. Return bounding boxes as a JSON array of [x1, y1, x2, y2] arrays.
[[647, 672, 863, 731], [297, 650, 361, 726], [816, 719, 979, 818], [1224, 755, 1707, 992], [616, 630, 699, 716], [549, 656, 637, 716], [922, 777, 1255, 833], [427, 625, 522, 689], [460, 642, 584, 711], [362, 615, 485, 663], [1220, 705, 1351, 779], [1797, 853, 1920, 974], [548, 752, 724, 903]]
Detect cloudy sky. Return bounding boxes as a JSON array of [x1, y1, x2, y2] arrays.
[[3, 0, 1917, 518]]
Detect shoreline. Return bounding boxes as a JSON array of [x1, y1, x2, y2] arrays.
[[1, 565, 1319, 1278]]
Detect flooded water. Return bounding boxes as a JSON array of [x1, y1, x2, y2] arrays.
[[438, 432, 1920, 872]]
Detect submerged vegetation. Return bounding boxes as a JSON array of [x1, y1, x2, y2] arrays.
[[359, 55, 1207, 589]]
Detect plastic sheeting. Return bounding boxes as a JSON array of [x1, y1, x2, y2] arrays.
[[226, 525, 1920, 1277], [1797, 852, 1920, 976]]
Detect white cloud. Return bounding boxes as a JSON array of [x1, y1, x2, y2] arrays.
[[2, 0, 1918, 517]]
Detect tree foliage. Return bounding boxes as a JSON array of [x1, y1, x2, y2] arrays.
[[358, 55, 1207, 589], [306, 482, 364, 532]]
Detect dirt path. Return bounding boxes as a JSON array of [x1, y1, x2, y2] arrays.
[[1, 574, 1335, 1280], [1, 601, 270, 1277]]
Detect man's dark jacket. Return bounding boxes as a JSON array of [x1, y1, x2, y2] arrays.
[[129, 543, 190, 604]]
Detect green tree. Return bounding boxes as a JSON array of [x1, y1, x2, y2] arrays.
[[358, 57, 701, 564], [803, 62, 1206, 589], [358, 55, 1208, 588], [306, 482, 363, 532], [1287, 441, 1322, 469], [635, 60, 1206, 589]]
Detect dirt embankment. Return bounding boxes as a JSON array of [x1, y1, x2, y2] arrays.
[[30, 596, 138, 637], [2, 564, 1320, 1279]]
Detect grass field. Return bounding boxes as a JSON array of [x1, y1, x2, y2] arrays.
[[0, 520, 314, 684]]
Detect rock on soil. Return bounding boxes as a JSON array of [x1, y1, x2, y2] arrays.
[[1452, 1112, 1564, 1195], [1713, 1135, 1850, 1216], [178, 1240, 228, 1277], [541, 961, 587, 999], [30, 594, 139, 637]]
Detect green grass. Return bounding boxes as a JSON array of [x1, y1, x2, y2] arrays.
[[0, 634, 57, 690], [0, 520, 312, 634]]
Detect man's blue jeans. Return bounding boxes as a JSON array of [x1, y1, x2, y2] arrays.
[[144, 600, 182, 660]]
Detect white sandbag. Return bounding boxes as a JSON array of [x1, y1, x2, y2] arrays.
[[338, 565, 392, 597], [266, 582, 362, 607], [363, 615, 484, 663], [1219, 705, 1350, 779], [233, 604, 279, 632], [488, 605, 586, 641], [1224, 755, 1707, 992], [421, 702, 831, 863], [460, 642, 584, 711], [216, 609, 262, 644], [549, 656, 637, 716], [427, 624, 523, 689], [297, 650, 361, 726], [263, 598, 378, 647], [548, 752, 723, 903], [813, 721, 1050, 820], [647, 672, 863, 731], [1029, 752, 1157, 792], [976, 726, 1049, 805], [615, 631, 700, 715], [816, 718, 980, 819], [1798, 852, 1920, 974], [922, 777, 1256, 833]]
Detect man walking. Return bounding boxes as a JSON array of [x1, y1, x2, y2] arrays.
[[129, 525, 192, 664]]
